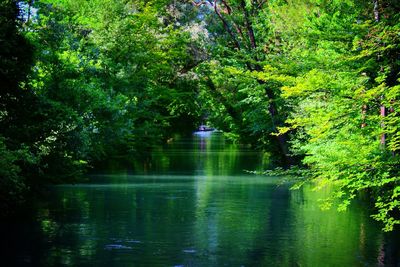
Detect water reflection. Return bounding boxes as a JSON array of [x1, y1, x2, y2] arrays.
[[2, 133, 400, 266]]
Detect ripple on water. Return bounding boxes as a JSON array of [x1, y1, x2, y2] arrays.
[[126, 240, 142, 243], [182, 249, 196, 253], [104, 244, 132, 250]]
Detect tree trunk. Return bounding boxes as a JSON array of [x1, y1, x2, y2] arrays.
[[374, 0, 386, 147], [193, 0, 292, 164], [380, 104, 386, 146], [373, 0, 379, 21]]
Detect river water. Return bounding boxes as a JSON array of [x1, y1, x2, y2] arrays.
[[2, 132, 400, 266]]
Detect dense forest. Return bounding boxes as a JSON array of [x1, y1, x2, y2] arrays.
[[1, 0, 400, 231]]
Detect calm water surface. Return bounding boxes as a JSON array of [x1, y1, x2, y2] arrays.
[[2, 132, 400, 266]]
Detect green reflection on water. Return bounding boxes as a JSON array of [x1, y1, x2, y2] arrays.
[[4, 132, 399, 266]]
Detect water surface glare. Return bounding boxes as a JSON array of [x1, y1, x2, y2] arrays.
[[2, 132, 400, 266]]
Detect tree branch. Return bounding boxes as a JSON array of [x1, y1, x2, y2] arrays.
[[211, 0, 242, 50], [192, 0, 207, 7], [239, 0, 257, 50]]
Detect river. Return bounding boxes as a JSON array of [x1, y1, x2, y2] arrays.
[[2, 132, 400, 266]]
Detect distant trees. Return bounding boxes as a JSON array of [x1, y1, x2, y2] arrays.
[[189, 0, 292, 164]]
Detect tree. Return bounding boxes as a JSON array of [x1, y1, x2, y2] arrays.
[[190, 0, 292, 163], [1, 0, 203, 214], [0, 0, 35, 213], [273, 0, 400, 231]]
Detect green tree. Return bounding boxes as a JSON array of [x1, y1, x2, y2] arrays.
[[271, 0, 400, 231], [0, 0, 36, 213], [1, 0, 202, 213], [189, 0, 292, 163]]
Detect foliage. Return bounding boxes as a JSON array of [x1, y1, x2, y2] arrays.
[[269, 0, 400, 231], [1, 0, 202, 214], [187, 0, 293, 164], [2, 0, 400, 232]]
